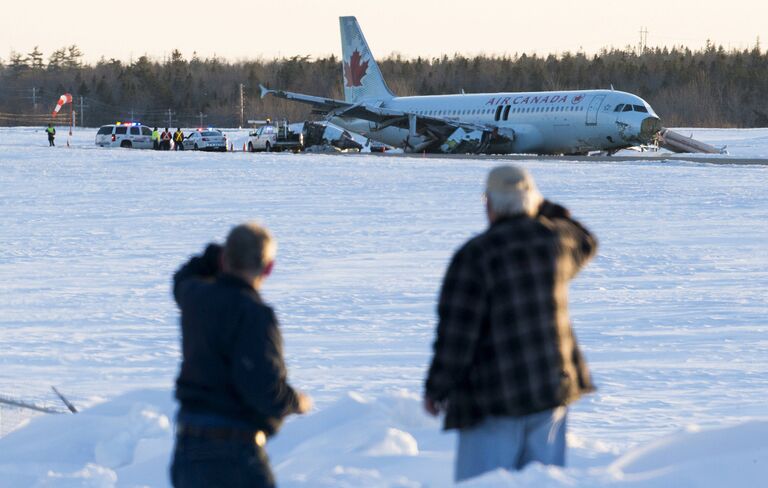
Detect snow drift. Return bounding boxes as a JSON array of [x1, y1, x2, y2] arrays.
[[0, 127, 766, 486]]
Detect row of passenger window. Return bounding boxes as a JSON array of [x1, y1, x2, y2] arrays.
[[614, 103, 649, 113], [411, 105, 585, 120], [494, 104, 585, 121], [414, 108, 495, 116]]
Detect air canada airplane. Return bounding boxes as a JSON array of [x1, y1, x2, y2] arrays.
[[261, 16, 662, 155]]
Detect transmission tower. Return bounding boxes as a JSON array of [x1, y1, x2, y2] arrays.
[[639, 27, 649, 53]]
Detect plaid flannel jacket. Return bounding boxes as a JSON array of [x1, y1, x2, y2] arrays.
[[425, 210, 598, 430]]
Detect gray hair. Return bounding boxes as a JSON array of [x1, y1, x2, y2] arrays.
[[224, 222, 277, 274], [485, 165, 543, 217]]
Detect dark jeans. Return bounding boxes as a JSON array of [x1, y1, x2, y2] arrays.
[[171, 435, 275, 488], [175, 141, 184, 151], [48, 136, 55, 146]]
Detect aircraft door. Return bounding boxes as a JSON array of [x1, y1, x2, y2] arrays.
[[585, 95, 606, 126]]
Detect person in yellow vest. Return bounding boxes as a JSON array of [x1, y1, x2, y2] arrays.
[[174, 128, 185, 151], [46, 123, 56, 147], [152, 127, 161, 150]]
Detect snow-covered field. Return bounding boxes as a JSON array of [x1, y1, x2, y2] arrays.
[[0, 127, 766, 487]]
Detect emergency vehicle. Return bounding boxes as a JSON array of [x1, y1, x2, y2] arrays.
[[95, 123, 154, 149], [185, 129, 227, 152]]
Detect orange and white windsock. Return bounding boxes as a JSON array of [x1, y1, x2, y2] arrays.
[[52, 93, 73, 116]]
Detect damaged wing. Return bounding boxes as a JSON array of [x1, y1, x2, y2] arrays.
[[260, 85, 515, 153]]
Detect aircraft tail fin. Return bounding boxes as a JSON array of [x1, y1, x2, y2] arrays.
[[339, 16, 394, 103]]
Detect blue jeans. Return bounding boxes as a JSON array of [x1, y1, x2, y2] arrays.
[[455, 406, 567, 482], [171, 435, 275, 488]]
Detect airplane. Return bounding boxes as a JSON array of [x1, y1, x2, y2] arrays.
[[261, 16, 663, 155]]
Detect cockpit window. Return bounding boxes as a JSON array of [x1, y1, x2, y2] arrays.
[[633, 105, 648, 113], [622, 104, 633, 112], [614, 104, 624, 112]]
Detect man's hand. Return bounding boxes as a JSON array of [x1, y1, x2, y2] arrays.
[[423, 395, 441, 417], [296, 392, 313, 414], [538, 199, 571, 219]]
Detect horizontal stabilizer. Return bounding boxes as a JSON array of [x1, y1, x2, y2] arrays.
[[260, 86, 350, 113]]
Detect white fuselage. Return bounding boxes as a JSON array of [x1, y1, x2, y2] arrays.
[[332, 89, 660, 154]]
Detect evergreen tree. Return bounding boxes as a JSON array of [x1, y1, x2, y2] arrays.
[[27, 46, 44, 70], [2, 43, 768, 127], [48, 48, 67, 70], [9, 51, 29, 72], [65, 45, 84, 69]]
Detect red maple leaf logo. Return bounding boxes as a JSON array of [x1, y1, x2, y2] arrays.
[[343, 50, 369, 87], [572, 95, 585, 104]]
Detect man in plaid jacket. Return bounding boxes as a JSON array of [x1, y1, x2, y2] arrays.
[[424, 165, 598, 482]]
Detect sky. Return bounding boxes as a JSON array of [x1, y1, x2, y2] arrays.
[[2, 0, 767, 63]]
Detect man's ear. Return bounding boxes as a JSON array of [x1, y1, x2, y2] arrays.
[[485, 198, 496, 223], [262, 260, 274, 278]]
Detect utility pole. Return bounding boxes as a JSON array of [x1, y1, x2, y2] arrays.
[[239, 83, 244, 128], [167, 108, 172, 128], [80, 96, 84, 127], [32, 87, 37, 110], [198, 112, 207, 128]]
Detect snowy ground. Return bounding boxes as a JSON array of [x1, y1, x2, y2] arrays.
[[0, 127, 766, 487]]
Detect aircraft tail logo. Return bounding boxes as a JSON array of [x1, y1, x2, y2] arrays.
[[343, 50, 369, 87], [339, 16, 394, 102]]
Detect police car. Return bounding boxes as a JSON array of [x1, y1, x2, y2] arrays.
[[95, 122, 154, 149], [185, 129, 227, 152]]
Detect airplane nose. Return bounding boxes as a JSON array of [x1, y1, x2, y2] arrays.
[[640, 116, 662, 141]]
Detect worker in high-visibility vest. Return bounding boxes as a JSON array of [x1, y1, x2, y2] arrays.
[[45, 123, 56, 147], [161, 128, 172, 150], [174, 128, 185, 151], [151, 127, 161, 150]]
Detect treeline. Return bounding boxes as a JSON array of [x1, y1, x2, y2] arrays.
[[2, 44, 768, 127]]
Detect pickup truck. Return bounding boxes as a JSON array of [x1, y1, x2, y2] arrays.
[[247, 123, 303, 152]]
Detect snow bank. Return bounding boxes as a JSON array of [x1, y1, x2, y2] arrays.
[[0, 389, 765, 487], [0, 390, 173, 487], [1, 126, 767, 486]]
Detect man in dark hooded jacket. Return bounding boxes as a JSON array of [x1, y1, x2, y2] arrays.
[[171, 222, 312, 488]]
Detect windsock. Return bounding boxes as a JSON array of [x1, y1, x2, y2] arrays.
[[52, 93, 73, 116]]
